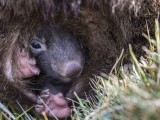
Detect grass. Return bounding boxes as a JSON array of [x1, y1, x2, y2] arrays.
[[71, 19, 160, 120], [0, 19, 160, 120]]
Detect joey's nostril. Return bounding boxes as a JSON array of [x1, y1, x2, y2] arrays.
[[62, 62, 83, 78]]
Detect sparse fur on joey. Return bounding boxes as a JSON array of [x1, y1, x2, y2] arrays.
[[29, 23, 85, 93], [0, 0, 159, 119], [28, 24, 85, 118], [29, 24, 84, 83]]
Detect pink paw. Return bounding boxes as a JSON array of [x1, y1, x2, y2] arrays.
[[16, 48, 40, 79], [35, 89, 71, 118]]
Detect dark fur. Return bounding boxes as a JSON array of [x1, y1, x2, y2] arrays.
[[0, 0, 159, 117], [29, 23, 85, 96]]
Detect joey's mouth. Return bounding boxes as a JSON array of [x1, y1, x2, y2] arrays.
[[39, 82, 72, 95], [61, 77, 72, 82], [60, 70, 83, 82], [29, 71, 83, 100], [55, 75, 79, 83]]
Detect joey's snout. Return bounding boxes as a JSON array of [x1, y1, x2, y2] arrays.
[[60, 62, 83, 79], [29, 25, 85, 83]]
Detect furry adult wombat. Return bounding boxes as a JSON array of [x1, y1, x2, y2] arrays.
[[0, 0, 159, 119]]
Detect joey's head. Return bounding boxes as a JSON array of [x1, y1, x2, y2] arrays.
[[29, 25, 85, 82]]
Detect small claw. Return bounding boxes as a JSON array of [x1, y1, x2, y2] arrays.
[[40, 94, 49, 99], [28, 59, 36, 65], [41, 89, 49, 95], [37, 99, 43, 104], [57, 93, 64, 98], [35, 105, 43, 109], [30, 66, 40, 75], [20, 49, 26, 57]]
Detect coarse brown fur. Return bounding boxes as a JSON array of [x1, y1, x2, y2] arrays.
[[0, 0, 159, 116]]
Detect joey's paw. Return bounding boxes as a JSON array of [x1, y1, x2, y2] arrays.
[[16, 48, 40, 79], [35, 89, 70, 118], [35, 89, 50, 113]]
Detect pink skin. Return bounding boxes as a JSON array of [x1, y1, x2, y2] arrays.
[[16, 48, 40, 79], [11, 48, 40, 102], [17, 48, 70, 118], [35, 89, 71, 118]]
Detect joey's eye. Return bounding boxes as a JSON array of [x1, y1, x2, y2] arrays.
[[29, 38, 46, 56], [31, 41, 42, 49]]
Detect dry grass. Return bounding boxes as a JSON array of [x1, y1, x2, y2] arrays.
[[0, 20, 160, 120]]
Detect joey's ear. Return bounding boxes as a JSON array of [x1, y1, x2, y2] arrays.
[[29, 37, 46, 57]]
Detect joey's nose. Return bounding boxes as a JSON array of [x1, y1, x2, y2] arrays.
[[61, 63, 83, 78]]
